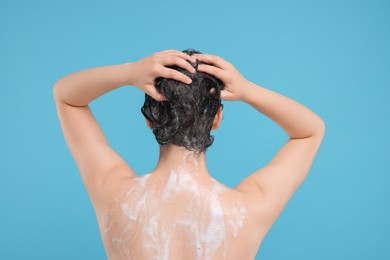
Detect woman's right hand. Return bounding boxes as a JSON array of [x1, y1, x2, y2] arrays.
[[193, 53, 250, 101]]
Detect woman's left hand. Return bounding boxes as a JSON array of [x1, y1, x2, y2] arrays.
[[126, 49, 197, 101]]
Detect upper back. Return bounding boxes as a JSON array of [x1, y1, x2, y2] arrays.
[[96, 170, 269, 260]]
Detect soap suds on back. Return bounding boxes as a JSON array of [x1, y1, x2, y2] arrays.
[[102, 170, 248, 260]]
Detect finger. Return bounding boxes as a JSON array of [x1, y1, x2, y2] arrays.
[[220, 90, 225, 100], [148, 85, 167, 101], [220, 89, 229, 100], [163, 55, 196, 74], [170, 51, 197, 67], [196, 64, 225, 80], [166, 49, 195, 60], [162, 49, 196, 63], [192, 53, 229, 70], [159, 67, 192, 84], [176, 51, 197, 63]]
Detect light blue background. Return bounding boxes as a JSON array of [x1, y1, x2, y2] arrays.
[[1, 0, 389, 259]]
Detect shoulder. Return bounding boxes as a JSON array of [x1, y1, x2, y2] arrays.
[[234, 181, 276, 234], [89, 166, 138, 216]]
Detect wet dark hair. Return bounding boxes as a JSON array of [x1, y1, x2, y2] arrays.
[[141, 48, 225, 154]]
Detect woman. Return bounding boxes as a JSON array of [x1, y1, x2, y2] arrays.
[[53, 49, 325, 260]]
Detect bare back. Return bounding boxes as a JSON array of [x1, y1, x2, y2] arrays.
[[96, 170, 268, 260], [53, 49, 326, 260]]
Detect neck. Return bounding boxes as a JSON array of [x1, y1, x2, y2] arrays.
[[151, 144, 212, 184]]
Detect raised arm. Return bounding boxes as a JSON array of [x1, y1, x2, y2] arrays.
[[53, 50, 197, 207], [236, 81, 325, 226], [194, 53, 325, 230], [52, 63, 138, 205]]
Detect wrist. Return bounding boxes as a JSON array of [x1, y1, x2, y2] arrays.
[[240, 80, 258, 103], [118, 62, 137, 87]]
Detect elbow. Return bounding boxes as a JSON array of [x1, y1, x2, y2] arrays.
[[320, 118, 326, 132], [52, 77, 65, 96], [52, 81, 63, 102], [52, 84, 57, 98], [52, 83, 59, 101], [314, 119, 326, 138]]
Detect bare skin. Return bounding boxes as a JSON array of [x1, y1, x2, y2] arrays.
[[53, 50, 325, 259]]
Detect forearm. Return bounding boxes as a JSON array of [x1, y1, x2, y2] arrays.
[[53, 63, 132, 106], [241, 81, 325, 139]]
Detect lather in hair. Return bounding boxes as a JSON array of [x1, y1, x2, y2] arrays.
[[141, 48, 225, 154]]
